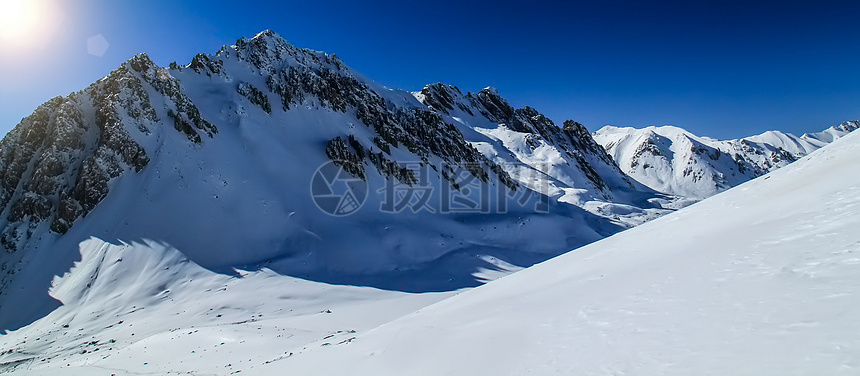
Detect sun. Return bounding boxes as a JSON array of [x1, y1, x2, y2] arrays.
[[0, 0, 63, 53], [0, 0, 41, 42]]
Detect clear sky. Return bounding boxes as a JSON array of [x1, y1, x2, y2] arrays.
[[1, 0, 858, 139]]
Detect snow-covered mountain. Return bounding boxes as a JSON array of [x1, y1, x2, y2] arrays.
[[2, 29, 858, 375], [263, 119, 860, 376], [594, 121, 858, 198], [415, 84, 679, 223], [4, 78, 859, 376], [0, 30, 675, 334]]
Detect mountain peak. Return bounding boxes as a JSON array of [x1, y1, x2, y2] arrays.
[[125, 52, 157, 74], [417, 83, 467, 114], [481, 86, 499, 94], [252, 29, 283, 41], [837, 120, 859, 133], [235, 29, 291, 48], [214, 29, 347, 77]]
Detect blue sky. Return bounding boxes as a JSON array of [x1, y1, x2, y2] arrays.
[[0, 0, 858, 139]]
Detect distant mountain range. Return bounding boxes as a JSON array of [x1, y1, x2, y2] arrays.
[[593, 121, 859, 198]]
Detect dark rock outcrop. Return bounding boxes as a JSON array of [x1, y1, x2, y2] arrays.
[[0, 53, 220, 251]]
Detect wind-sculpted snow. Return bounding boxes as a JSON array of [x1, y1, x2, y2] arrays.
[[0, 237, 454, 374]]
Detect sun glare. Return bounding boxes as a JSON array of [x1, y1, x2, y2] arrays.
[[0, 0, 61, 51], [0, 0, 40, 40]]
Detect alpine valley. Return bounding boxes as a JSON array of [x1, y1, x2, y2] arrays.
[[0, 31, 856, 375]]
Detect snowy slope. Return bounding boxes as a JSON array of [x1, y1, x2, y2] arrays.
[[0, 238, 455, 374], [0, 30, 676, 335], [251, 116, 860, 375], [594, 121, 858, 198], [800, 120, 860, 147], [9, 97, 858, 376]]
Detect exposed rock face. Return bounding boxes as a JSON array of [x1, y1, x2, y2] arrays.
[[420, 83, 474, 116], [474, 88, 560, 140], [325, 137, 367, 180], [188, 53, 224, 77], [836, 120, 860, 133], [560, 120, 632, 191], [231, 32, 516, 190], [237, 82, 272, 114], [0, 53, 218, 252], [0, 74, 147, 250], [128, 54, 217, 143], [415, 83, 634, 195]]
